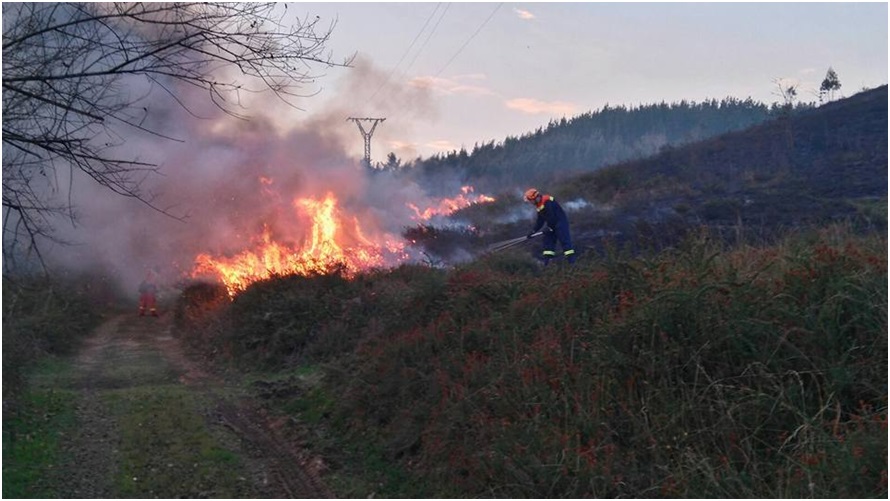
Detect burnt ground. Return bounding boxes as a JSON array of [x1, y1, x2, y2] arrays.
[[48, 311, 331, 498], [422, 86, 888, 265]]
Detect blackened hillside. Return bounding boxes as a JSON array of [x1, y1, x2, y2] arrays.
[[628, 85, 886, 198], [405, 87, 885, 263], [554, 86, 888, 250]]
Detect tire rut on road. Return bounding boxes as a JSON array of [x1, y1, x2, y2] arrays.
[[55, 312, 333, 498], [55, 316, 123, 498]]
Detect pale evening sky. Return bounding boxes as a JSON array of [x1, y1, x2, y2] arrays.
[[278, 2, 887, 162]]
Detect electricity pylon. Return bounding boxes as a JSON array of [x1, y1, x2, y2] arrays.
[[347, 117, 385, 168]]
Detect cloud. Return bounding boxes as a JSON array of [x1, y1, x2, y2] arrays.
[[426, 140, 459, 152], [453, 73, 488, 81], [388, 140, 421, 159], [504, 97, 576, 116], [514, 8, 535, 20], [409, 75, 495, 97]]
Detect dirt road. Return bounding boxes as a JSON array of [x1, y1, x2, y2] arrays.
[[51, 311, 331, 498]]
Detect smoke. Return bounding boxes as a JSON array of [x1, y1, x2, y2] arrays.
[[563, 198, 592, 211], [42, 55, 464, 297]]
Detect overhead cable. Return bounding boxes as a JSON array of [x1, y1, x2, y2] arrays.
[[402, 3, 451, 79], [366, 3, 442, 105], [434, 3, 503, 78]]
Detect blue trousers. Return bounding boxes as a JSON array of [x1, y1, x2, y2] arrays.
[[542, 224, 575, 263]]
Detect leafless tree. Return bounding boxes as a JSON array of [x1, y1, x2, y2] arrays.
[[2, 2, 351, 270], [772, 78, 798, 112], [771, 78, 798, 154]]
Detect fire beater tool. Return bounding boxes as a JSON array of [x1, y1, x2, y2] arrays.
[[486, 231, 543, 253]]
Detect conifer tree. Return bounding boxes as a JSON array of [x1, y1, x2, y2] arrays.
[[820, 67, 842, 103]]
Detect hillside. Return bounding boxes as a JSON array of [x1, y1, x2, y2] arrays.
[[571, 85, 888, 223], [168, 226, 886, 498], [428, 86, 887, 262], [158, 89, 887, 495], [402, 97, 807, 195], [5, 88, 886, 498]]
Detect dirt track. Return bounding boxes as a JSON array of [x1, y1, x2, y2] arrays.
[[54, 311, 331, 498]]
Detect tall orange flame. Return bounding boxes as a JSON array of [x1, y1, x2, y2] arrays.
[[407, 185, 495, 220], [189, 185, 494, 296], [191, 192, 406, 295]]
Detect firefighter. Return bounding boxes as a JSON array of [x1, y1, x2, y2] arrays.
[[525, 188, 576, 265], [138, 269, 159, 317]]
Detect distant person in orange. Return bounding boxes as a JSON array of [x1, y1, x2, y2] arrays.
[[138, 269, 159, 317], [525, 188, 576, 265]]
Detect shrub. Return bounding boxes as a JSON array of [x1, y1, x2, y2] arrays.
[[315, 226, 887, 497], [2, 275, 102, 414], [172, 281, 230, 359], [178, 225, 886, 498]]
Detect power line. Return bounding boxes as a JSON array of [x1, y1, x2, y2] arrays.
[[434, 3, 503, 78], [402, 3, 451, 80], [370, 3, 451, 118], [366, 3, 442, 105], [360, 3, 502, 149]]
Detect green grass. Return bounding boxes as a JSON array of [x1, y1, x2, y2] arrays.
[[3, 274, 104, 412], [2, 360, 80, 498], [848, 196, 888, 229], [104, 385, 253, 498], [3, 302, 260, 498]]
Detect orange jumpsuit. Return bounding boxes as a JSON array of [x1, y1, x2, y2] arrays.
[[138, 277, 158, 316]]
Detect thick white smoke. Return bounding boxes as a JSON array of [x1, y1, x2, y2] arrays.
[[42, 55, 464, 298]]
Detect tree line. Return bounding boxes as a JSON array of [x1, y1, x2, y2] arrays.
[[382, 97, 816, 194]]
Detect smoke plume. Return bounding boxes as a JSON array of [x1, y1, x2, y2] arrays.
[[43, 56, 461, 298]]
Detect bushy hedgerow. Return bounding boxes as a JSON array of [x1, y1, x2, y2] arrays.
[[174, 225, 887, 497], [322, 226, 886, 498], [2, 276, 102, 411], [172, 280, 230, 360], [175, 265, 451, 369]]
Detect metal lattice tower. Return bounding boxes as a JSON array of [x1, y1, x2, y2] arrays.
[[347, 117, 385, 168]]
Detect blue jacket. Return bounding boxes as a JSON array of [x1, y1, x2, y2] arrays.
[[532, 195, 569, 233]]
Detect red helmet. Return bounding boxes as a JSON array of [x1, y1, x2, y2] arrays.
[[524, 188, 540, 201]]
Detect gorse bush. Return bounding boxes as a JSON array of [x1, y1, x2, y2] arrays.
[[173, 281, 230, 360], [177, 265, 450, 369], [176, 226, 887, 498]]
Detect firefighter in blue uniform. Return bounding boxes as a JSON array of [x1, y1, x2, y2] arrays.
[[525, 188, 576, 264]]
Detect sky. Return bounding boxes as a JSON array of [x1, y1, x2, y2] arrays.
[[276, 1, 888, 162]]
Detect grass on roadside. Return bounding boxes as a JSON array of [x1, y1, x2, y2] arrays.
[[3, 275, 103, 412], [2, 358, 80, 499], [103, 385, 253, 498]]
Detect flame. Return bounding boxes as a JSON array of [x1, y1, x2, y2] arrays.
[[191, 191, 406, 295], [189, 185, 493, 296], [407, 185, 495, 221]]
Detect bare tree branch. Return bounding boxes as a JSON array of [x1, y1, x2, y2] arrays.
[[2, 2, 352, 272]]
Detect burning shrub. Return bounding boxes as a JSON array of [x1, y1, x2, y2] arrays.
[[168, 220, 886, 497], [404, 224, 481, 264]]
